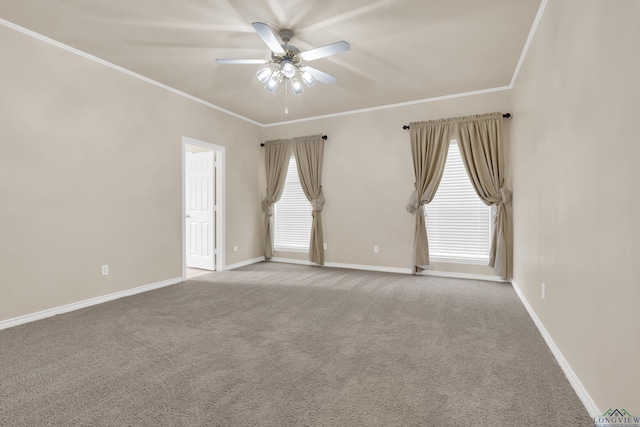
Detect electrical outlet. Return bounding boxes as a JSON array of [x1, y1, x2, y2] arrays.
[[374, 245, 379, 253], [233, 246, 238, 253], [101, 265, 109, 276], [541, 283, 546, 300], [323, 242, 328, 250]]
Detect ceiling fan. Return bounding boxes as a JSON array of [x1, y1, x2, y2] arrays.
[[216, 22, 350, 96]]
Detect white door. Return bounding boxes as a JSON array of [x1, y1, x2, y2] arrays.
[[185, 151, 216, 270]]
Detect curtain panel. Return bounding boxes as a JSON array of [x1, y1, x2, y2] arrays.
[[406, 120, 451, 274], [261, 140, 292, 260], [292, 135, 325, 265], [262, 135, 325, 265], [453, 113, 511, 279]]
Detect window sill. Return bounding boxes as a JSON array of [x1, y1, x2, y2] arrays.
[[430, 256, 489, 266], [274, 246, 309, 253]]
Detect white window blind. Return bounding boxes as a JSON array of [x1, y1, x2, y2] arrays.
[[425, 141, 492, 263], [274, 156, 312, 251]]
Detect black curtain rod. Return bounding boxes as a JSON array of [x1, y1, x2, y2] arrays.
[[402, 113, 511, 130], [260, 135, 327, 147]]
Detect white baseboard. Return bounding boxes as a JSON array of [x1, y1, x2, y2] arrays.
[[418, 269, 507, 283], [510, 279, 600, 417], [271, 257, 409, 274], [271, 257, 504, 282], [325, 261, 410, 275], [0, 277, 183, 331], [270, 257, 315, 266], [225, 256, 265, 270]]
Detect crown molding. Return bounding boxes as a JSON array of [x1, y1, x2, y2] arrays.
[[263, 86, 512, 127]]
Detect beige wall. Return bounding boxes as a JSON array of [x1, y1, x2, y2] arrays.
[[263, 90, 511, 276], [0, 25, 264, 321], [511, 0, 640, 412]]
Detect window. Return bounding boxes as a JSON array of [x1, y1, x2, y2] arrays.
[[274, 156, 312, 251], [425, 141, 492, 264]]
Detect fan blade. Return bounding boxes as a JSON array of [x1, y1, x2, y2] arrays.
[[300, 41, 350, 61], [215, 59, 269, 64], [251, 22, 285, 55], [301, 66, 337, 85]]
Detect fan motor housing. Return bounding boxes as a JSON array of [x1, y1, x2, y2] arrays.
[[272, 48, 300, 64], [278, 29, 294, 43]]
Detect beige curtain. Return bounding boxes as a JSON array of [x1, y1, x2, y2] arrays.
[[292, 135, 325, 265], [406, 120, 451, 274], [454, 113, 511, 279], [261, 140, 292, 260]]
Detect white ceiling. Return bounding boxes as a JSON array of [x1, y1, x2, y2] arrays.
[[0, 0, 542, 125]]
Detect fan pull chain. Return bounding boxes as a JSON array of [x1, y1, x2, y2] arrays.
[[284, 83, 289, 114]]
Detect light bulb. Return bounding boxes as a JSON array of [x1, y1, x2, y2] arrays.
[[291, 78, 303, 95], [256, 67, 273, 83], [301, 70, 316, 87], [265, 78, 278, 93], [281, 61, 296, 79]]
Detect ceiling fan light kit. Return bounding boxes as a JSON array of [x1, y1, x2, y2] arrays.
[[265, 76, 279, 93], [301, 70, 316, 87], [216, 22, 350, 111], [291, 78, 303, 95], [256, 67, 273, 83], [280, 60, 296, 79]]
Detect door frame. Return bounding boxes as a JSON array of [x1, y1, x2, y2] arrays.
[[182, 136, 225, 280]]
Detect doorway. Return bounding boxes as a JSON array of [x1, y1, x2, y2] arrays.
[[182, 137, 225, 280]]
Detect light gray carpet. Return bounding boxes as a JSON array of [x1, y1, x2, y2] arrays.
[[0, 262, 592, 426]]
